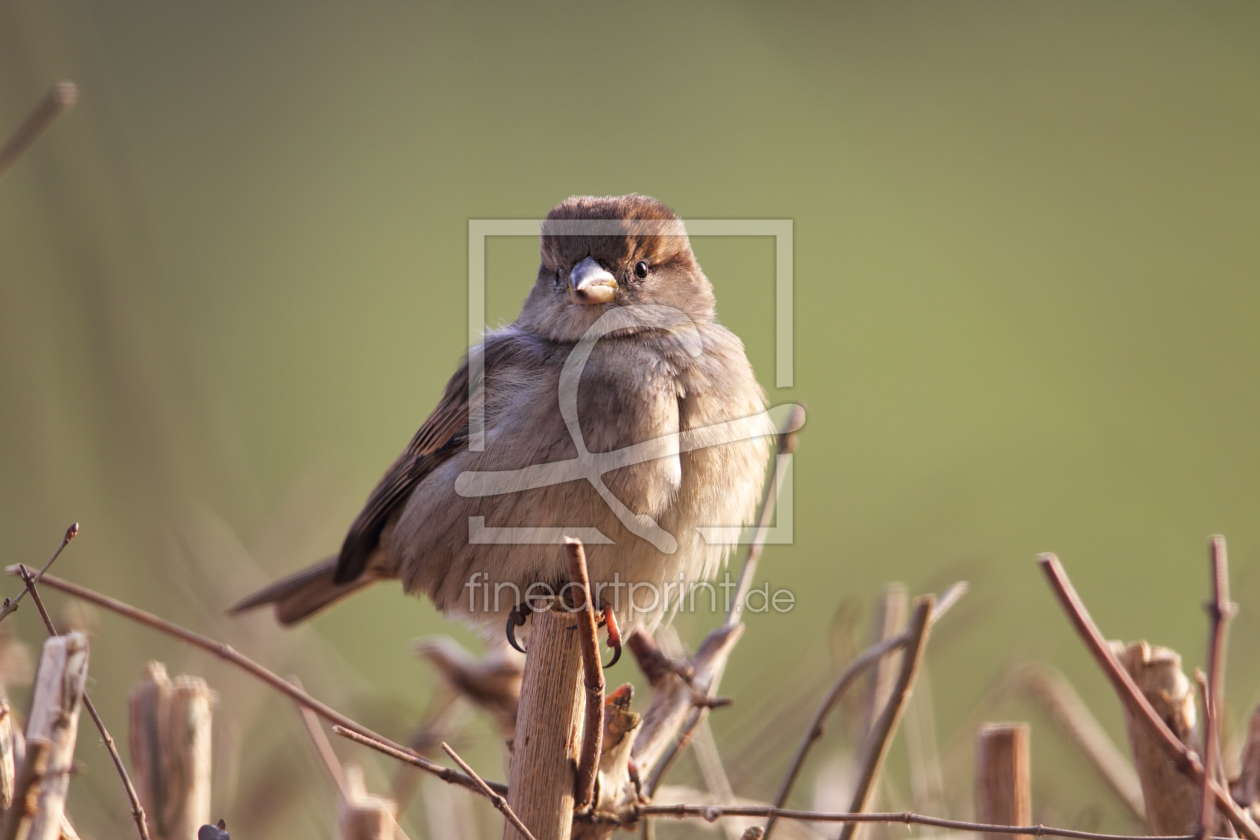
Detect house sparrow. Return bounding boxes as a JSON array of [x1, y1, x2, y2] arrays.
[[231, 194, 774, 642]]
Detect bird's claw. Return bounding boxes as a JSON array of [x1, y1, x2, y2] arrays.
[[602, 602, 622, 669], [506, 603, 532, 654]]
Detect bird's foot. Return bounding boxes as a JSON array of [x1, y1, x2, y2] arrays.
[[505, 602, 532, 654]]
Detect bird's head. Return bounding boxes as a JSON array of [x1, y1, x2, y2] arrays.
[[516, 194, 716, 342]]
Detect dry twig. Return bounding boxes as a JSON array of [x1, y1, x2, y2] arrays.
[[767, 583, 965, 836], [1009, 663, 1145, 820], [1037, 554, 1260, 840], [9, 569, 500, 801], [0, 524, 77, 624], [290, 677, 347, 794], [0, 83, 78, 181], [583, 804, 1242, 840], [1201, 536, 1235, 838], [726, 403, 805, 627], [565, 537, 605, 809], [332, 725, 506, 796], [836, 596, 935, 840], [442, 741, 538, 840]]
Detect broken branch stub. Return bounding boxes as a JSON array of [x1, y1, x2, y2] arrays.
[[24, 633, 89, 840], [1110, 641, 1203, 835], [128, 661, 215, 840]]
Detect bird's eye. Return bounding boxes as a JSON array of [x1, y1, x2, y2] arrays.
[[634, 260, 650, 279]]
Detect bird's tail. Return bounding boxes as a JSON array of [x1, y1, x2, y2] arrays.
[[228, 556, 377, 626]]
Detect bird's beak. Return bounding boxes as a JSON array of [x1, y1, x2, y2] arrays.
[[568, 256, 617, 305]]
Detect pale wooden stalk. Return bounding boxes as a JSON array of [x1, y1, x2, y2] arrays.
[[128, 662, 214, 840], [0, 738, 50, 840], [339, 764, 398, 840], [0, 699, 14, 811], [861, 585, 908, 740], [975, 724, 1032, 840], [24, 634, 89, 840], [1111, 641, 1201, 835], [505, 605, 585, 840]]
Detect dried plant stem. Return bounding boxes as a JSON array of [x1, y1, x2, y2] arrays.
[[1037, 554, 1259, 840], [767, 584, 965, 838], [564, 538, 605, 809], [584, 805, 1239, 840], [726, 404, 805, 627], [642, 406, 807, 805], [15, 566, 151, 840], [0, 83, 78, 181], [442, 742, 538, 840], [9, 570, 499, 800], [837, 596, 935, 840], [1201, 536, 1234, 839], [0, 524, 77, 624]]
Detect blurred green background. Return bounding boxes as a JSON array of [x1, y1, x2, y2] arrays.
[[3, 2, 1260, 837]]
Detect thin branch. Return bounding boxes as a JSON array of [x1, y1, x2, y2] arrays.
[[837, 596, 934, 840], [726, 404, 805, 627], [0, 82, 78, 181], [0, 523, 77, 623], [767, 583, 966, 836], [1037, 554, 1260, 840], [441, 742, 537, 840], [14, 565, 151, 840], [583, 804, 1240, 840], [565, 537, 605, 808], [7, 569, 501, 801], [1201, 536, 1235, 839], [331, 725, 506, 797]]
